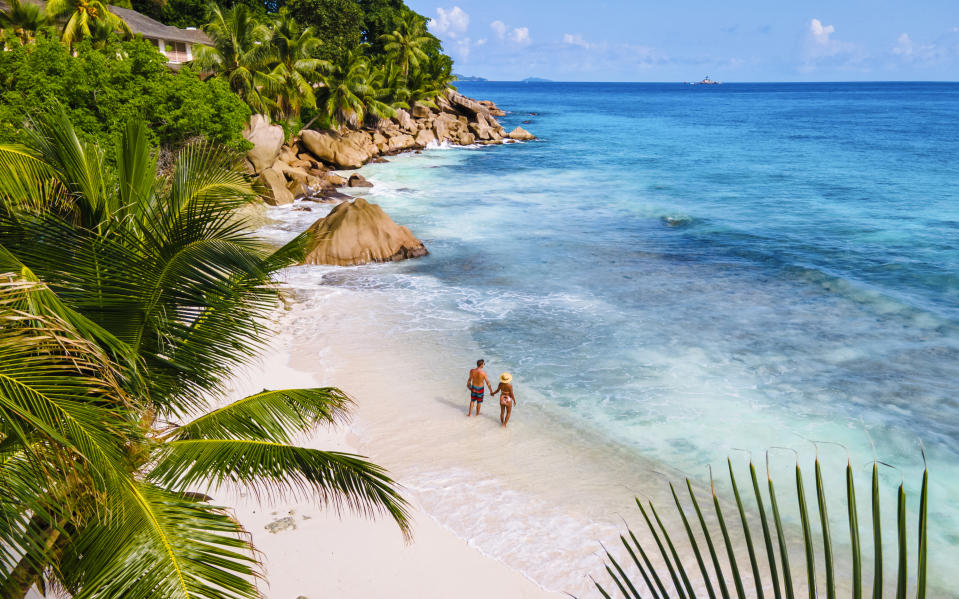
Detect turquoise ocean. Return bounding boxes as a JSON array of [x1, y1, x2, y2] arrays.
[[263, 82, 959, 595]]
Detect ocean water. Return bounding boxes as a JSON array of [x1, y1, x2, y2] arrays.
[[260, 82, 959, 596]]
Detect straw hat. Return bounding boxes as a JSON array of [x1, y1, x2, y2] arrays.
[[499, 372, 513, 383]]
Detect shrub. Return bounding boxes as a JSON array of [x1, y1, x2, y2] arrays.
[[0, 34, 251, 161]]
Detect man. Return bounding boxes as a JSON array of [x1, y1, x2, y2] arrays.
[[467, 359, 492, 416]]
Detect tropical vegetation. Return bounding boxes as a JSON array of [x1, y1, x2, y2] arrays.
[[0, 0, 464, 594], [0, 35, 251, 160], [594, 453, 928, 599], [0, 109, 410, 598], [194, 1, 455, 130], [2, 0, 457, 152]]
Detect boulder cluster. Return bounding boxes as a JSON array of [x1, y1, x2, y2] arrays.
[[242, 91, 536, 267], [243, 90, 534, 206]]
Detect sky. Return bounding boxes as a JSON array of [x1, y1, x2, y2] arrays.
[[406, 0, 959, 81]]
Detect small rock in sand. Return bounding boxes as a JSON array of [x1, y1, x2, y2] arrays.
[[265, 516, 296, 533]]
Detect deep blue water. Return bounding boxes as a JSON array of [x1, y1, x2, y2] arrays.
[[315, 82, 959, 578]]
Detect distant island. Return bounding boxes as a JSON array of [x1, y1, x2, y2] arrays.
[[454, 74, 489, 82], [521, 77, 553, 82]]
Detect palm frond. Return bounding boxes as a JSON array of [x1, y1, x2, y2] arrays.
[[172, 387, 352, 442], [596, 453, 929, 599], [58, 481, 259, 599], [148, 439, 411, 539]]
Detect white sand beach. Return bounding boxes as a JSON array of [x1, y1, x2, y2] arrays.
[[211, 277, 686, 598], [220, 331, 563, 599]]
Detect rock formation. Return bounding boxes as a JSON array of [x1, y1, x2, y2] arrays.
[[302, 198, 428, 266], [507, 126, 536, 141], [244, 115, 285, 173], [300, 130, 371, 169], [257, 168, 294, 205], [347, 173, 373, 187], [249, 92, 530, 205]]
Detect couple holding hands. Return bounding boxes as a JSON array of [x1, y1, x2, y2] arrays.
[[467, 359, 517, 427]]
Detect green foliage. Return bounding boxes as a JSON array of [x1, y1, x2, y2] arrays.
[[0, 0, 53, 47], [264, 10, 329, 120], [131, 0, 211, 28], [0, 110, 411, 597], [377, 9, 431, 76], [286, 0, 363, 60], [193, 3, 277, 114], [44, 0, 131, 44], [0, 35, 250, 162], [356, 0, 404, 50], [594, 454, 929, 599]]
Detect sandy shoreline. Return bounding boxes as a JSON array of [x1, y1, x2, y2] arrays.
[[218, 336, 565, 599], [206, 259, 714, 599]]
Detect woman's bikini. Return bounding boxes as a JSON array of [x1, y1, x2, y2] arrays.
[[498, 383, 514, 406]]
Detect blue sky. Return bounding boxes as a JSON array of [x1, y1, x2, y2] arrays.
[[406, 0, 959, 81]]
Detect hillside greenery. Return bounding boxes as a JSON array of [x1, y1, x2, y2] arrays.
[[1, 0, 456, 161], [0, 34, 251, 159]]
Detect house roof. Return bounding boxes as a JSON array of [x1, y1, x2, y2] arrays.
[[0, 0, 211, 45]]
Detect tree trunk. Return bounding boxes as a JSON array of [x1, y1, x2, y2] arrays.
[[0, 517, 64, 599]]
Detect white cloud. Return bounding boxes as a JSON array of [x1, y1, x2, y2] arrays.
[[891, 30, 959, 65], [490, 20, 507, 39], [893, 33, 914, 56], [475, 38, 487, 46], [511, 27, 531, 45], [802, 18, 862, 70], [430, 6, 469, 38], [563, 33, 590, 49], [808, 18, 836, 48]]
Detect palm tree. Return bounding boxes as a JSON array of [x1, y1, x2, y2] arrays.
[[357, 62, 398, 127], [315, 45, 373, 129], [594, 454, 928, 599], [192, 4, 277, 115], [0, 275, 139, 599], [264, 11, 328, 122], [0, 0, 49, 46], [0, 110, 411, 598], [377, 10, 432, 78], [44, 0, 131, 45]]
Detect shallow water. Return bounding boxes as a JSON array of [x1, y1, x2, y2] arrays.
[[260, 82, 959, 596]]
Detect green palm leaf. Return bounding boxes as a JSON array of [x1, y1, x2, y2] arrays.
[[58, 481, 259, 599], [595, 453, 929, 599], [148, 439, 411, 538], [172, 387, 352, 442]]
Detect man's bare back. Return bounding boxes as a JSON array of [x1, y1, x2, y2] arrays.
[[467, 359, 492, 416]]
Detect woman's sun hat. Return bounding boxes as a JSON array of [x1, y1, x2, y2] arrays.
[[499, 372, 513, 383]]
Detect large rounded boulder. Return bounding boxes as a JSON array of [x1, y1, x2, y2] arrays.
[[300, 130, 375, 169], [302, 198, 428, 266], [244, 115, 285, 173]]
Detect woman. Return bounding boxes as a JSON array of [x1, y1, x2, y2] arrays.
[[491, 372, 517, 427]]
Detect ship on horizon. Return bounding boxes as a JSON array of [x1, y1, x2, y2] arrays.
[[686, 75, 721, 85]]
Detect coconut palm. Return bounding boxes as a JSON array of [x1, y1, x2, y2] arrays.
[[377, 10, 432, 78], [594, 453, 928, 599], [0, 276, 140, 599], [0, 0, 49, 46], [0, 110, 410, 598], [315, 45, 373, 129], [44, 0, 131, 45], [192, 3, 278, 115], [264, 11, 329, 122], [356, 63, 398, 127]]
